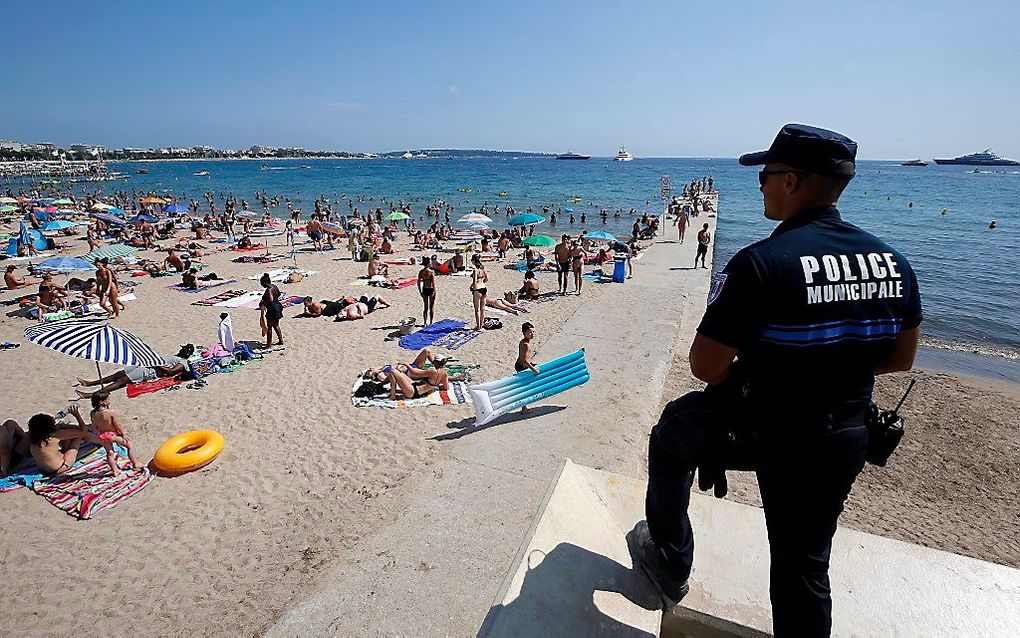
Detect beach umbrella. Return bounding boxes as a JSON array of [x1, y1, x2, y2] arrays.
[[140, 196, 166, 205], [91, 202, 114, 211], [467, 222, 491, 231], [51, 198, 73, 206], [90, 212, 128, 226], [384, 211, 410, 222], [106, 207, 126, 217], [129, 213, 159, 224], [18, 221, 32, 246], [162, 203, 189, 214], [458, 213, 492, 223], [0, 197, 17, 204], [509, 213, 545, 226], [24, 320, 164, 378], [40, 220, 77, 232], [521, 234, 556, 247], [347, 218, 366, 226], [0, 204, 16, 213], [320, 221, 345, 236], [36, 256, 95, 274], [37, 198, 55, 206], [585, 230, 617, 242], [82, 244, 138, 262]]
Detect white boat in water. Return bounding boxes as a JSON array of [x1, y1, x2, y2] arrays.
[[615, 146, 634, 162]]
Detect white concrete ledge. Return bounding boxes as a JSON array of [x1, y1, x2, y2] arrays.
[[484, 460, 1020, 637]]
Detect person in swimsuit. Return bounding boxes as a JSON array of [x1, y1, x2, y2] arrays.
[[469, 253, 488, 331], [334, 295, 390, 321], [569, 240, 585, 294], [695, 223, 711, 269], [4, 265, 35, 290], [1, 418, 32, 476], [302, 297, 352, 317], [417, 261, 436, 326], [387, 356, 450, 400], [95, 258, 123, 320], [519, 270, 540, 300], [90, 392, 140, 477], [75, 350, 190, 398], [27, 406, 90, 477], [515, 322, 540, 412], [554, 234, 570, 295], [259, 273, 284, 349]]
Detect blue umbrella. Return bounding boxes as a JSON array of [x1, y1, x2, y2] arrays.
[[106, 207, 126, 217], [163, 203, 189, 214], [40, 220, 77, 232], [18, 221, 31, 246], [585, 230, 617, 241], [129, 213, 159, 224], [508, 213, 545, 226], [90, 212, 127, 226], [24, 320, 164, 377], [36, 257, 95, 274]]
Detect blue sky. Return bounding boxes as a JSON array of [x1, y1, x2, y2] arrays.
[[3, 1, 1018, 158]]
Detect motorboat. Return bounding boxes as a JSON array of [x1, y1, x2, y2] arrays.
[[135, 168, 149, 174], [555, 152, 591, 160], [193, 170, 211, 176], [615, 146, 634, 162], [900, 159, 928, 167], [401, 151, 414, 159], [932, 149, 1019, 166]]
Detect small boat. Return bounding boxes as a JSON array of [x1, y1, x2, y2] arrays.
[[136, 168, 149, 174], [556, 152, 591, 160], [933, 149, 1020, 166], [193, 170, 210, 176], [900, 159, 928, 167], [401, 152, 414, 159], [615, 146, 634, 162]]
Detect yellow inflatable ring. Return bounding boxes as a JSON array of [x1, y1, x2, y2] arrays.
[[153, 429, 225, 475]]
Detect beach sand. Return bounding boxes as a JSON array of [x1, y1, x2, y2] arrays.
[[0, 237, 596, 635]]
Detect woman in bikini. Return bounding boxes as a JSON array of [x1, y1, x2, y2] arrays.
[[469, 254, 488, 331], [417, 260, 436, 326], [519, 270, 540, 300], [26, 406, 91, 477], [259, 272, 284, 349], [387, 357, 450, 400], [569, 240, 585, 295]]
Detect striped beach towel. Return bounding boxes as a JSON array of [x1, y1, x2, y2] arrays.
[[351, 378, 473, 409], [192, 289, 247, 306], [32, 453, 153, 520], [432, 329, 481, 351]]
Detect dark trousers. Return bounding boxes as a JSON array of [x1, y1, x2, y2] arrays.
[[645, 391, 867, 638]]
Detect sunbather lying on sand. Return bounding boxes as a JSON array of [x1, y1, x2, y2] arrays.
[[387, 356, 450, 400], [486, 294, 529, 315], [334, 295, 390, 321], [361, 349, 467, 385], [75, 347, 192, 398]]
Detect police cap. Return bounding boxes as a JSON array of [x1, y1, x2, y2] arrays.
[[739, 123, 857, 179]]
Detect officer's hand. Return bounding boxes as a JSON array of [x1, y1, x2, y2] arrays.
[[697, 463, 728, 499]]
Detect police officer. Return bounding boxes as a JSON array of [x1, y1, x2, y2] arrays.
[[627, 124, 923, 637]]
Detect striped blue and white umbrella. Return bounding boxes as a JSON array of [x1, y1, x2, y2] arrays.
[[24, 321, 163, 369]]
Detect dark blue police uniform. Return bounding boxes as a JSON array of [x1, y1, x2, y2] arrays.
[[641, 125, 922, 637]]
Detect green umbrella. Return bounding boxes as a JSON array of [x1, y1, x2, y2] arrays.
[[0, 204, 17, 213], [521, 234, 556, 247], [51, 198, 74, 206], [384, 211, 410, 222]]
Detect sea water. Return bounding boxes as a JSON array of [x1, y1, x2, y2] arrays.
[[106, 157, 1019, 366]]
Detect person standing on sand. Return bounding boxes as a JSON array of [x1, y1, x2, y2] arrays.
[[95, 258, 122, 319], [628, 124, 923, 637], [469, 254, 488, 331], [695, 223, 711, 269], [569, 239, 584, 294], [417, 259, 436, 326], [554, 235, 570, 295], [515, 322, 540, 412], [259, 273, 284, 349]]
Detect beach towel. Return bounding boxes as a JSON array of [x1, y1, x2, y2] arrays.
[[391, 277, 418, 289], [522, 293, 558, 305], [351, 377, 473, 409], [246, 268, 316, 283], [432, 329, 481, 351], [192, 289, 247, 306], [167, 279, 236, 294], [213, 291, 263, 308], [231, 244, 268, 252], [32, 454, 153, 520], [398, 319, 466, 350], [126, 376, 183, 398], [236, 294, 303, 310], [0, 442, 121, 492], [383, 258, 416, 266]]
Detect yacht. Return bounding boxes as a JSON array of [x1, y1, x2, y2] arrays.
[[555, 152, 591, 160], [933, 149, 1019, 166], [193, 170, 210, 176], [900, 159, 928, 167], [401, 151, 414, 159], [615, 147, 634, 162]]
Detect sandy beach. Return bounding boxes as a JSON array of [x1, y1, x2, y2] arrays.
[[1, 215, 1017, 636]]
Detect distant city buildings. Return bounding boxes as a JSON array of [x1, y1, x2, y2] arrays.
[[0, 139, 374, 161]]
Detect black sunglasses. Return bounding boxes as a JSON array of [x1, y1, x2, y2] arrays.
[[758, 169, 808, 187]]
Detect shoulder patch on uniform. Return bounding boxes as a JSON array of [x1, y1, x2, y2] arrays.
[[707, 273, 727, 305]]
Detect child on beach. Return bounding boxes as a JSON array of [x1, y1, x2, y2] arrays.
[[90, 392, 140, 477]]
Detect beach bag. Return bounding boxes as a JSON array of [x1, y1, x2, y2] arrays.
[[482, 317, 502, 330], [354, 379, 387, 398], [286, 271, 303, 283]]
